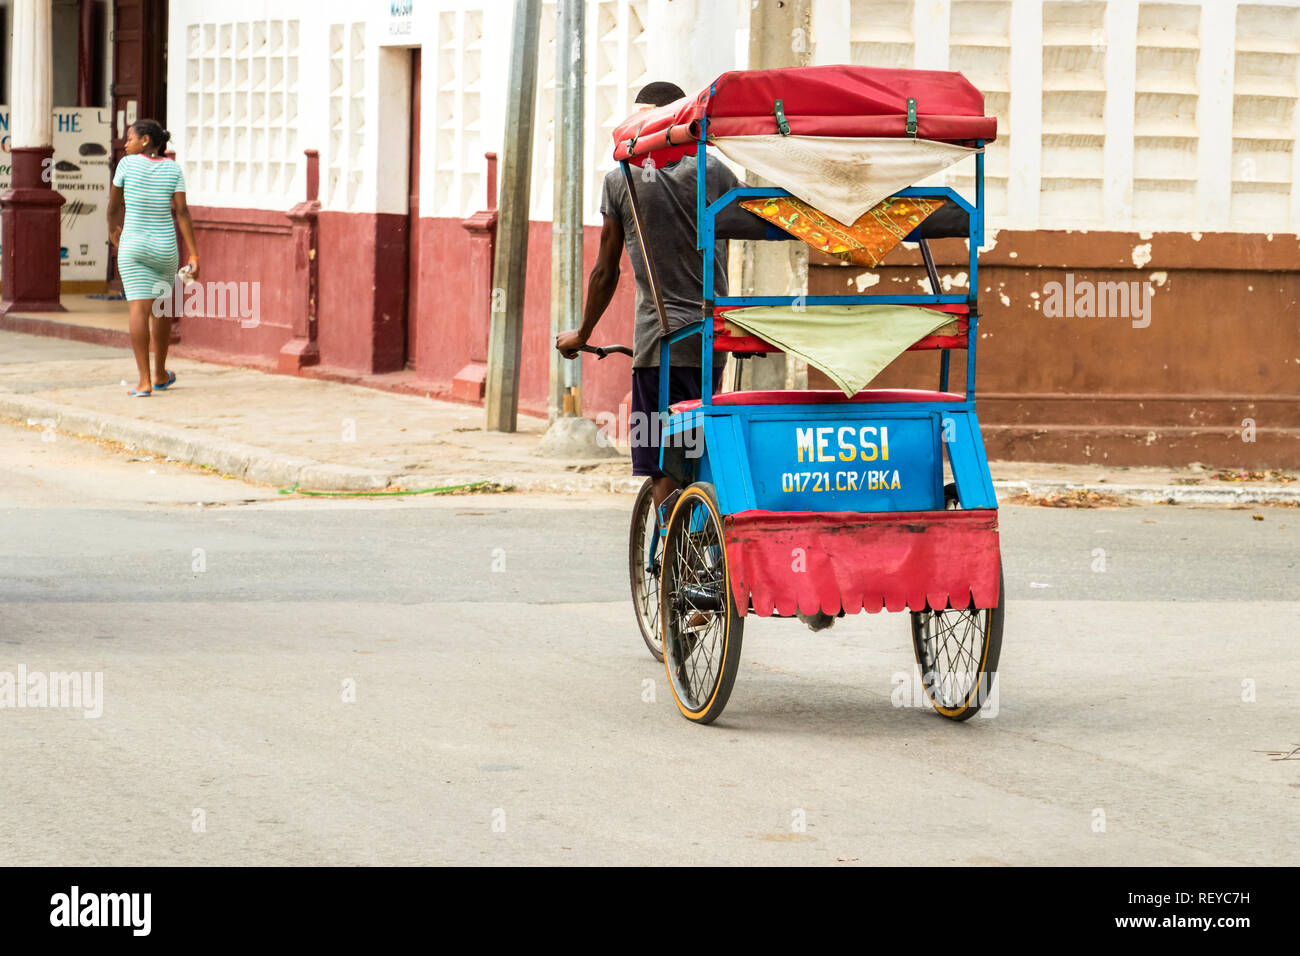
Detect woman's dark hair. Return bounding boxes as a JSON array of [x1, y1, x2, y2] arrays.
[[131, 118, 171, 156]]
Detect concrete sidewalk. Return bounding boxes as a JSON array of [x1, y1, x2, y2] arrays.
[[1, 331, 1296, 501]]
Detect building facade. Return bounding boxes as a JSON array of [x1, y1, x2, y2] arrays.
[[3, 0, 1298, 464]]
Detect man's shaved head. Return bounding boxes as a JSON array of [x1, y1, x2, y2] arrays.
[[634, 81, 686, 108]]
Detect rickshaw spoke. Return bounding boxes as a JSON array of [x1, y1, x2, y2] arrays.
[[692, 618, 718, 677], [699, 624, 721, 699], [683, 527, 716, 579], [922, 606, 987, 705], [680, 593, 720, 704], [690, 610, 721, 682]]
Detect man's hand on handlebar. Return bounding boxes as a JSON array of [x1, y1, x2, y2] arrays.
[[557, 330, 632, 360], [555, 329, 588, 359]]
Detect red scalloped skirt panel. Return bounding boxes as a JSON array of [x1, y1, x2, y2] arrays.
[[722, 509, 1001, 617]]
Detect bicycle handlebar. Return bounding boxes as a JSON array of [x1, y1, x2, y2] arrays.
[[578, 344, 632, 359]]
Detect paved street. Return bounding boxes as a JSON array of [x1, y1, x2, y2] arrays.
[[1, 422, 1297, 865]]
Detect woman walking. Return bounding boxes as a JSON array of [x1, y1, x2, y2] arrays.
[[106, 119, 199, 396]]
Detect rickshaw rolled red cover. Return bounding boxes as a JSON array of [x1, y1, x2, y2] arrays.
[[615, 65, 1003, 725]]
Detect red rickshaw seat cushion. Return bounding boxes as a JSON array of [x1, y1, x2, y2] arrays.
[[671, 388, 963, 413]]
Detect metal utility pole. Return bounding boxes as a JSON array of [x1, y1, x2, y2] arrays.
[[549, 0, 585, 420], [486, 0, 542, 432]]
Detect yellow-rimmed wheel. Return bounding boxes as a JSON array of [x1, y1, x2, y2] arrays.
[[910, 566, 1004, 721], [628, 478, 664, 661], [659, 482, 744, 724]]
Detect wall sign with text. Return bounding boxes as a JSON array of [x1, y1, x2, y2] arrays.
[[0, 107, 112, 282]]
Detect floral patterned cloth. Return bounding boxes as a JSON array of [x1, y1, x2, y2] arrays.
[[738, 194, 946, 267]]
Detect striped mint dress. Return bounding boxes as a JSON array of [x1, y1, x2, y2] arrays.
[[112, 154, 187, 300]]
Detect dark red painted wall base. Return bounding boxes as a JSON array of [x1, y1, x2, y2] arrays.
[[411, 218, 636, 418], [809, 229, 1300, 468], [183, 207, 295, 358], [317, 210, 408, 374], [134, 206, 1300, 467], [184, 207, 635, 420]]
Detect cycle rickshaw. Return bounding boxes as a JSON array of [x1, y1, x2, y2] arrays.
[[611, 65, 1003, 724]]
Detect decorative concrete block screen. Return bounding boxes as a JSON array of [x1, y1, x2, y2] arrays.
[[1231, 3, 1300, 230], [183, 20, 301, 205], [424, 0, 649, 223], [1037, 0, 1106, 225], [522, 0, 650, 224], [1133, 2, 1200, 226], [429, 7, 485, 219], [849, 0, 916, 68], [530, 1, 559, 221], [841, 0, 1300, 234], [586, 0, 649, 223], [948, 0, 1011, 219], [327, 22, 366, 210]]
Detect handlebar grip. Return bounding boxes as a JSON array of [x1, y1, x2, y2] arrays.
[[578, 344, 633, 359]]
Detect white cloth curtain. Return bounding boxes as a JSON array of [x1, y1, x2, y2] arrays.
[[711, 135, 979, 225]]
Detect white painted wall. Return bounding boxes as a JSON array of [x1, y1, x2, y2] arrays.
[[898, 0, 1300, 233], [164, 0, 1300, 233]]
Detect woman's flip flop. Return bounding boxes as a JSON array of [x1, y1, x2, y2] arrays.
[[129, 388, 151, 397], [154, 370, 177, 390]]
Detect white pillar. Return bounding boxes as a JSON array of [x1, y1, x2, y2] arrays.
[[646, 0, 739, 95], [11, 0, 54, 149]]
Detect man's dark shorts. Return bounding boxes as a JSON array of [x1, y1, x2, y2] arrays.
[[630, 365, 723, 479]]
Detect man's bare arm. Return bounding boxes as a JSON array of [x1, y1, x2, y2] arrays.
[[556, 213, 624, 357]]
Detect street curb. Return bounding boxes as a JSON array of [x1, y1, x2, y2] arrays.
[[3, 390, 1296, 502], [389, 473, 646, 495], [992, 480, 1300, 505], [388, 474, 1298, 502], [0, 392, 393, 492]]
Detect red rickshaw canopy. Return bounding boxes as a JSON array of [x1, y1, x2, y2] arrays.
[[612, 65, 998, 161]]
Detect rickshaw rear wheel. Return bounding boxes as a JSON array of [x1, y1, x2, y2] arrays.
[[909, 567, 1004, 721], [660, 482, 744, 724], [628, 477, 664, 662]]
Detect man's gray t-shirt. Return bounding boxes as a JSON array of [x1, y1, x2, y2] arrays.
[[601, 153, 737, 368]]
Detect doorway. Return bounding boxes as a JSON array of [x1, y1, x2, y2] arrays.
[[404, 47, 422, 368], [110, 0, 167, 164]]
